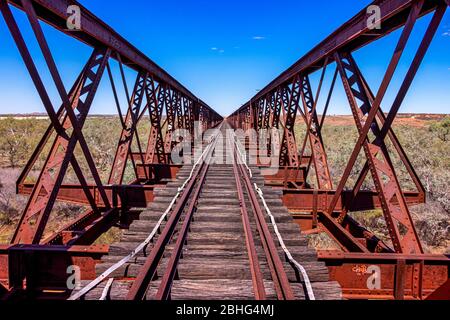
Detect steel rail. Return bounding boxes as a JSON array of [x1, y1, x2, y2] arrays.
[[154, 132, 221, 300], [127, 125, 223, 300], [233, 137, 295, 300], [232, 134, 316, 300], [230, 131, 267, 300], [68, 134, 218, 300], [68, 144, 214, 300]]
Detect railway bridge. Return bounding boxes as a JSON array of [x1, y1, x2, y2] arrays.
[[0, 0, 449, 300]]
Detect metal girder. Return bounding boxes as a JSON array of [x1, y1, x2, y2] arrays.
[[175, 92, 185, 130], [257, 99, 265, 131], [328, 0, 439, 255], [7, 39, 110, 244], [145, 78, 167, 164], [285, 189, 424, 214], [109, 72, 147, 185], [299, 75, 333, 190], [164, 88, 178, 156], [6, 0, 219, 118], [230, 0, 447, 257], [262, 94, 272, 130], [2, 244, 108, 293], [0, 0, 222, 247], [19, 183, 157, 208], [279, 76, 301, 168], [318, 251, 450, 300], [327, 1, 444, 255], [334, 51, 422, 254], [184, 97, 195, 136], [1, 0, 114, 246], [233, 0, 445, 109]]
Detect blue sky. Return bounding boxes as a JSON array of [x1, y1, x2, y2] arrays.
[[0, 0, 448, 116]]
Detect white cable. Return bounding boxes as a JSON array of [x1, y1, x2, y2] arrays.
[[69, 125, 222, 301], [230, 131, 252, 178], [254, 183, 316, 300], [99, 278, 114, 301], [230, 129, 316, 300]]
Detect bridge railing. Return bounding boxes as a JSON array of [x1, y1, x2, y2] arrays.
[[229, 0, 448, 256], [0, 0, 222, 246]]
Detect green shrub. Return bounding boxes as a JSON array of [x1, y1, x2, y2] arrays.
[[429, 117, 450, 142]]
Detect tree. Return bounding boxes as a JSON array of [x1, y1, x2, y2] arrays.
[[0, 176, 15, 226], [430, 117, 450, 142], [0, 118, 48, 168]]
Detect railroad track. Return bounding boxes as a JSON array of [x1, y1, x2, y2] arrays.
[[71, 122, 341, 300]]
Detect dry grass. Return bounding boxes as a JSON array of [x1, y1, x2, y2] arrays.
[[298, 117, 450, 254], [0, 116, 448, 252]]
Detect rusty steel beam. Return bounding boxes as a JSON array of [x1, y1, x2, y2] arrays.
[[18, 183, 157, 208], [108, 72, 147, 185], [43, 209, 117, 246], [299, 74, 333, 189], [285, 189, 424, 213], [144, 79, 166, 165], [9, 46, 111, 245], [329, 0, 446, 255], [133, 163, 183, 181], [318, 251, 450, 300], [230, 0, 447, 256], [1, 244, 108, 294], [6, 0, 219, 117], [334, 50, 423, 254], [279, 76, 301, 168], [1, 0, 222, 247], [232, 0, 444, 110]]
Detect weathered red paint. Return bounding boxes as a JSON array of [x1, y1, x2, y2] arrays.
[[0, 245, 109, 292], [285, 189, 424, 213], [229, 0, 449, 299], [19, 184, 156, 208], [318, 251, 450, 300], [0, 0, 447, 300]]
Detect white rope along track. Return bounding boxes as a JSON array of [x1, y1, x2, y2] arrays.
[[232, 130, 316, 301], [69, 125, 223, 301], [99, 278, 114, 301], [232, 133, 253, 178], [253, 184, 316, 300]]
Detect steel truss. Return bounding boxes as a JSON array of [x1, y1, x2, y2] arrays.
[[0, 0, 447, 301], [229, 0, 449, 299], [0, 0, 222, 250]]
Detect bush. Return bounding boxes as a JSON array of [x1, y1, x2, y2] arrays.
[[0, 118, 49, 168], [0, 170, 21, 227], [296, 120, 450, 252], [0, 117, 133, 243], [429, 117, 450, 142]]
